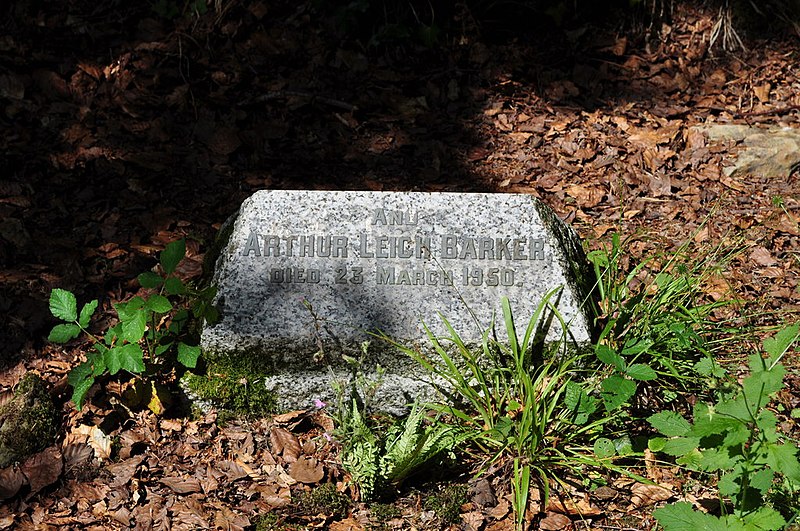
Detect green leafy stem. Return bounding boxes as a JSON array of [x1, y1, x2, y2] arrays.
[[48, 239, 217, 409]]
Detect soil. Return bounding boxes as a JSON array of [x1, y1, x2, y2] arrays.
[[0, 1, 798, 529]]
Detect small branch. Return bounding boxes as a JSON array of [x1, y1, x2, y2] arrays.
[[243, 90, 358, 112]]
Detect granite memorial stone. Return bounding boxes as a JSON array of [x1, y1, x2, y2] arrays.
[[201, 191, 596, 412]]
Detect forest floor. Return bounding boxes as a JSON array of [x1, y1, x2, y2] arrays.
[[0, 1, 799, 529]]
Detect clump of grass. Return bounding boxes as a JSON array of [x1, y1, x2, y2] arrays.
[[587, 232, 743, 405], [392, 291, 627, 531]]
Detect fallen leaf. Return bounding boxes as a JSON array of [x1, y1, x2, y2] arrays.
[[539, 512, 571, 530], [21, 447, 63, 495], [329, 518, 365, 530], [272, 409, 308, 425], [460, 510, 485, 531], [629, 483, 673, 508], [160, 476, 202, 494], [753, 83, 771, 103], [72, 425, 112, 461], [106, 455, 145, 488], [289, 456, 324, 484], [270, 427, 301, 462], [566, 184, 605, 208], [749, 246, 778, 267], [212, 506, 250, 531], [0, 466, 26, 501], [546, 494, 602, 516]]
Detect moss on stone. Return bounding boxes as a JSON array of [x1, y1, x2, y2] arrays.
[[183, 355, 276, 418], [0, 373, 58, 467]]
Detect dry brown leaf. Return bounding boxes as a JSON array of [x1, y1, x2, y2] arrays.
[[273, 409, 308, 425], [329, 518, 365, 531], [0, 362, 26, 387], [212, 506, 250, 531], [508, 132, 532, 144], [160, 476, 202, 494], [460, 510, 485, 531], [629, 483, 673, 508], [539, 512, 572, 530], [566, 184, 605, 208], [0, 466, 26, 501], [270, 427, 301, 462], [21, 447, 63, 496], [753, 83, 771, 103], [289, 456, 324, 484], [486, 518, 515, 531], [546, 494, 602, 516], [72, 425, 112, 461], [106, 455, 145, 488], [749, 246, 778, 267], [62, 443, 94, 472]]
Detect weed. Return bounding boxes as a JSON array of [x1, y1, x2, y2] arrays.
[[48, 239, 218, 410], [650, 324, 800, 530], [392, 292, 633, 530], [587, 233, 739, 407]]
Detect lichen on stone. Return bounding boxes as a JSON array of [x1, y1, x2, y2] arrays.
[[0, 373, 58, 468]]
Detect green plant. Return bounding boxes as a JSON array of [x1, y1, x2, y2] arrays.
[[335, 398, 462, 501], [48, 239, 217, 410], [649, 324, 800, 530], [587, 233, 737, 406], [392, 291, 632, 530]]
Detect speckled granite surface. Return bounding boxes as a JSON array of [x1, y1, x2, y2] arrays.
[[201, 191, 596, 413]]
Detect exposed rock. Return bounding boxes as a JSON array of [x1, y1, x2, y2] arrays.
[[0, 374, 58, 468], [693, 123, 800, 179]]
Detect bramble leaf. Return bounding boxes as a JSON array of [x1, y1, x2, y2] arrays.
[[648, 411, 691, 437], [105, 343, 145, 375], [762, 323, 799, 364], [177, 343, 201, 368], [48, 323, 81, 343], [653, 502, 730, 531], [49, 288, 77, 321], [137, 271, 164, 288], [564, 381, 596, 424], [596, 344, 626, 371], [693, 357, 726, 378], [164, 277, 186, 295], [70, 376, 95, 411], [145, 294, 172, 313], [160, 239, 185, 275], [661, 436, 701, 457], [600, 375, 636, 412], [120, 309, 147, 343], [78, 300, 98, 328], [626, 363, 657, 381]]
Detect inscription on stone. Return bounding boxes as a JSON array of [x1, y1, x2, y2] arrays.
[[202, 191, 595, 412]]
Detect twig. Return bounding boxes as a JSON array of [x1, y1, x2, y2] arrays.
[[242, 90, 358, 112], [735, 104, 800, 119]]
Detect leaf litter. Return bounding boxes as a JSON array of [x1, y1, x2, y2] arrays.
[[0, 0, 799, 529]]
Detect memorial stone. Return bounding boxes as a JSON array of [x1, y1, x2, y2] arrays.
[[201, 191, 596, 413]]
